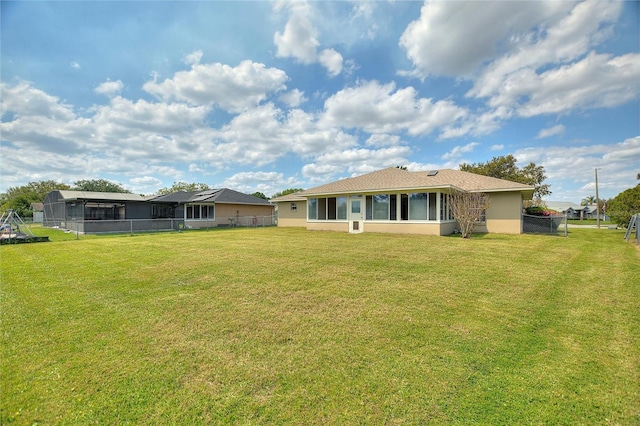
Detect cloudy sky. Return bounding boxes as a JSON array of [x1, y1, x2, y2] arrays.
[[1, 1, 638, 201]]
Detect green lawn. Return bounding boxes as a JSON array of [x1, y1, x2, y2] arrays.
[[1, 227, 639, 424]]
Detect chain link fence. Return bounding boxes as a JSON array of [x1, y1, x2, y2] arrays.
[[523, 214, 567, 236], [43, 215, 277, 236]]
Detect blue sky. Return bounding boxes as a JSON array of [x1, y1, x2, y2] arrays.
[[1, 1, 638, 201]]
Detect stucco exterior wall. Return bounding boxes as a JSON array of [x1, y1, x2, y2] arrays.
[[363, 222, 450, 235], [306, 221, 349, 232], [186, 203, 274, 228], [483, 192, 524, 234], [276, 201, 307, 227]]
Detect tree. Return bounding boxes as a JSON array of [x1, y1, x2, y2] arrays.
[[156, 182, 211, 195], [271, 188, 305, 199], [1, 180, 71, 217], [607, 184, 640, 227], [581, 195, 596, 206], [251, 192, 269, 200], [460, 155, 551, 201], [449, 189, 491, 239], [73, 179, 130, 193]]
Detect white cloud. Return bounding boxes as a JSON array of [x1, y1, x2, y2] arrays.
[[320, 80, 468, 137], [278, 89, 307, 107], [441, 142, 479, 160], [537, 124, 565, 139], [469, 1, 622, 100], [220, 171, 303, 196], [129, 176, 162, 192], [365, 134, 402, 148], [70, 61, 81, 70], [399, 1, 572, 78], [183, 50, 203, 65], [94, 80, 124, 96], [273, 1, 344, 76], [274, 2, 318, 64], [302, 145, 413, 183], [142, 60, 288, 112], [490, 144, 505, 151], [1, 80, 75, 121], [318, 48, 343, 77], [516, 52, 639, 117], [514, 136, 639, 199]]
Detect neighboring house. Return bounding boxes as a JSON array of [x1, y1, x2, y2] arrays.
[[31, 202, 44, 223], [544, 201, 596, 219], [43, 188, 274, 233], [44, 190, 157, 233], [149, 188, 274, 229], [271, 167, 534, 236]]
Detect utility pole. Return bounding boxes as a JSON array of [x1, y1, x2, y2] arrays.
[[595, 168, 600, 229]]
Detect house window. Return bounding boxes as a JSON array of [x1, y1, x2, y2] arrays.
[[291, 203, 297, 211], [307, 197, 348, 221], [440, 193, 454, 221], [473, 208, 487, 223], [308, 198, 317, 220], [337, 196, 347, 220], [409, 193, 428, 220], [373, 194, 390, 220], [186, 204, 214, 220]]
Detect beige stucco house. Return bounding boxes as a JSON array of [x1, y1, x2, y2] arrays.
[[272, 167, 534, 235]]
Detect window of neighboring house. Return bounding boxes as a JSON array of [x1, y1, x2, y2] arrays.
[[186, 204, 214, 220], [152, 204, 175, 219], [291, 202, 297, 211]]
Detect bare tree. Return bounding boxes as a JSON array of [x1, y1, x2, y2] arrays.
[[449, 189, 491, 238]]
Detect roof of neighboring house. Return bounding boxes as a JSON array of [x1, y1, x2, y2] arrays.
[[270, 192, 306, 203], [295, 167, 534, 197], [544, 201, 588, 212], [31, 203, 44, 211], [150, 188, 272, 206], [55, 190, 149, 202]]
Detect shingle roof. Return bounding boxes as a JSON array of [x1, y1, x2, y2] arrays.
[[149, 188, 272, 205], [270, 192, 306, 203], [57, 190, 148, 202], [544, 201, 589, 212], [298, 167, 534, 197]]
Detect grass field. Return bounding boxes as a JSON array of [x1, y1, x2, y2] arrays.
[[2, 226, 639, 424]]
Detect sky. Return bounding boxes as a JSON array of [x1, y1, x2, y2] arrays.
[[1, 0, 638, 202]]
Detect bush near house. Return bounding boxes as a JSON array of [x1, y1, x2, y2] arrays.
[[525, 206, 561, 216]]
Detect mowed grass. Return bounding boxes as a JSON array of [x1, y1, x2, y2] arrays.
[[1, 227, 639, 425]]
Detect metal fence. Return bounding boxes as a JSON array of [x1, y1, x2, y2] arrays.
[[43, 215, 277, 235], [523, 214, 567, 236]]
